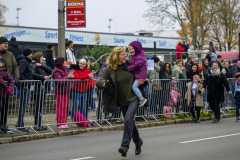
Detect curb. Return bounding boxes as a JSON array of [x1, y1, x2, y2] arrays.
[[0, 113, 236, 145]]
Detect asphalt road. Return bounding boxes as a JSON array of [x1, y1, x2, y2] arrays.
[[0, 117, 239, 160]]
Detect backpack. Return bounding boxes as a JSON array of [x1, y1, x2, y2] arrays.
[[163, 106, 172, 119], [74, 110, 91, 127]]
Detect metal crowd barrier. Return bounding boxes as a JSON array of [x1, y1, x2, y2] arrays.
[[0, 78, 235, 134]]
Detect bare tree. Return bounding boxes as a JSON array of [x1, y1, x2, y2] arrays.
[[0, 3, 8, 25]]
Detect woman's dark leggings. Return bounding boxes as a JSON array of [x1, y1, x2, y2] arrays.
[[190, 108, 201, 120]]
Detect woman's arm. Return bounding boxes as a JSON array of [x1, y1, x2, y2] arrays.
[[41, 64, 52, 75], [32, 64, 44, 80], [96, 68, 109, 89]]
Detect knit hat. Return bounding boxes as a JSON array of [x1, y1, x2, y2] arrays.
[[23, 48, 33, 57], [89, 56, 96, 62], [66, 61, 72, 65], [211, 53, 217, 60], [81, 56, 89, 62], [198, 65, 202, 71], [171, 80, 177, 87], [0, 37, 8, 44], [237, 61, 240, 67], [10, 37, 16, 42], [233, 60, 238, 63], [236, 72, 240, 79], [151, 56, 160, 63]]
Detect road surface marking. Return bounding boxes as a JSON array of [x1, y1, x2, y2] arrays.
[[70, 157, 95, 160], [179, 133, 240, 144]]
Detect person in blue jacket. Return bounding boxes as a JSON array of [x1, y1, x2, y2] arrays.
[[230, 72, 240, 122], [182, 38, 189, 57], [45, 43, 55, 69]]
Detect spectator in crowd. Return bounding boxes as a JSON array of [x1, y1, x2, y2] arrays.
[[122, 41, 147, 107], [16, 48, 33, 132], [230, 72, 240, 122], [0, 56, 14, 134], [186, 57, 199, 70], [0, 37, 20, 131], [96, 47, 146, 157], [205, 54, 211, 62], [217, 55, 222, 63], [186, 64, 204, 81], [202, 58, 209, 77], [96, 56, 108, 76], [32, 53, 52, 131], [159, 63, 175, 80], [203, 61, 230, 123], [169, 80, 181, 113], [89, 56, 96, 71], [171, 59, 187, 80], [181, 54, 187, 66], [66, 40, 76, 64], [176, 40, 185, 60], [232, 61, 240, 78], [185, 74, 204, 123], [182, 38, 189, 57], [184, 56, 191, 67], [65, 61, 72, 72], [65, 43, 69, 61], [147, 56, 160, 113], [7, 37, 22, 59], [45, 43, 55, 69], [222, 60, 231, 78], [68, 59, 94, 119], [52, 57, 71, 129]]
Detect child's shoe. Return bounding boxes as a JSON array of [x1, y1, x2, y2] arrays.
[[139, 98, 147, 107], [57, 125, 66, 129], [235, 117, 239, 122]]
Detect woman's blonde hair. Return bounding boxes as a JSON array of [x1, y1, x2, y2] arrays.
[[176, 40, 183, 47], [106, 47, 126, 70], [79, 59, 86, 64]]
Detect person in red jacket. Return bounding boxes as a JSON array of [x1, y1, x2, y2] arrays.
[[176, 40, 185, 60], [68, 59, 94, 119], [52, 57, 71, 129]]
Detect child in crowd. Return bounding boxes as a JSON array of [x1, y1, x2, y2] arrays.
[[122, 41, 147, 107], [0, 56, 14, 133], [230, 72, 240, 122], [185, 75, 204, 123], [169, 80, 181, 113], [65, 61, 72, 72]]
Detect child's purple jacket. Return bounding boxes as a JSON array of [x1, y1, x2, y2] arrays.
[[127, 41, 147, 79], [0, 56, 14, 98]]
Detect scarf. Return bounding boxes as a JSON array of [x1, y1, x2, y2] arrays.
[[154, 64, 160, 72], [164, 70, 170, 78], [210, 68, 220, 75]]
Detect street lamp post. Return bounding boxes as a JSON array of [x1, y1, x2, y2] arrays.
[[107, 19, 113, 33], [16, 8, 22, 26]]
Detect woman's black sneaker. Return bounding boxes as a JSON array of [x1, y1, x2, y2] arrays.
[[191, 119, 196, 123], [118, 147, 127, 157], [195, 119, 200, 123], [212, 118, 219, 123], [135, 139, 143, 155]]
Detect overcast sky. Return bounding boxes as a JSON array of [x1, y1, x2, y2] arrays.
[[1, 0, 175, 33]]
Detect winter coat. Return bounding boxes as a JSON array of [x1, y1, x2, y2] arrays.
[[52, 66, 71, 94], [66, 48, 76, 64], [0, 50, 20, 79], [182, 42, 189, 55], [185, 81, 205, 107], [0, 56, 14, 98], [96, 61, 149, 114], [16, 54, 33, 89], [127, 41, 147, 79], [7, 41, 22, 59], [169, 87, 180, 106], [45, 48, 54, 69], [31, 60, 52, 94], [171, 65, 187, 80], [72, 67, 95, 93], [231, 66, 240, 78], [231, 82, 240, 105], [176, 43, 185, 59], [203, 70, 230, 104], [186, 65, 204, 81], [202, 58, 210, 77], [96, 62, 108, 76], [147, 67, 159, 80]]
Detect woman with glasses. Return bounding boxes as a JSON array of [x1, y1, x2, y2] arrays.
[[68, 59, 94, 120]]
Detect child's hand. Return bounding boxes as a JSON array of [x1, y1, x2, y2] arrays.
[[6, 89, 12, 94], [198, 90, 202, 94], [122, 66, 128, 71]]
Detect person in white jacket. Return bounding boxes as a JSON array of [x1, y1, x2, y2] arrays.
[[66, 40, 76, 64]]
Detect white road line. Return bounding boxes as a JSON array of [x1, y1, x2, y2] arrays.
[[179, 133, 240, 144], [70, 157, 95, 160]]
